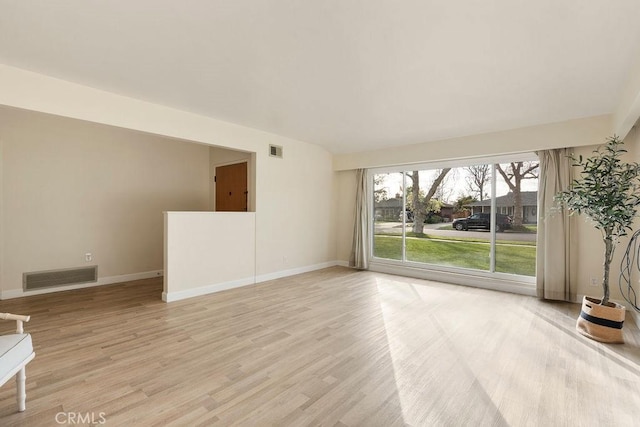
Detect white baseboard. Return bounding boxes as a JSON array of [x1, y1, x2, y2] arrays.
[[254, 261, 340, 283], [0, 288, 24, 300], [100, 270, 164, 285], [163, 261, 344, 303], [0, 270, 164, 300], [162, 276, 256, 302]]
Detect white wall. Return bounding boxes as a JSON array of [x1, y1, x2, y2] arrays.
[[255, 140, 336, 276], [0, 65, 337, 299], [334, 170, 357, 264], [613, 50, 640, 139], [0, 107, 210, 297], [630, 125, 640, 325], [164, 212, 256, 302]]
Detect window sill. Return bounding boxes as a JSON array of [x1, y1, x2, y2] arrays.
[[369, 259, 536, 297]]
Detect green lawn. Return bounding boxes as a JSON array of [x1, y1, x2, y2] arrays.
[[373, 235, 536, 276]]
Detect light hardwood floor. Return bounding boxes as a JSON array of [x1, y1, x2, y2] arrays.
[[1, 267, 639, 426]]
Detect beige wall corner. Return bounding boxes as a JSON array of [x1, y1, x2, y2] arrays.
[[613, 50, 640, 140]]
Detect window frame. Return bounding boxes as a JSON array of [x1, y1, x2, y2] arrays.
[[368, 152, 538, 287]]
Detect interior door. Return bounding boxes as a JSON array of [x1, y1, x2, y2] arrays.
[[215, 162, 248, 212]]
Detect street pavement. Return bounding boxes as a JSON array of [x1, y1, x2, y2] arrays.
[[375, 221, 537, 242]]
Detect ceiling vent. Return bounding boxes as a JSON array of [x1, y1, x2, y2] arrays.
[[23, 266, 98, 291], [269, 144, 283, 158]]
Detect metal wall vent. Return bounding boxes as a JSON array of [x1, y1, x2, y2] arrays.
[[23, 266, 98, 291], [269, 144, 283, 158]]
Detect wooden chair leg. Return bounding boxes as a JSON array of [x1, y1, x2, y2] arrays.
[[16, 367, 26, 412]]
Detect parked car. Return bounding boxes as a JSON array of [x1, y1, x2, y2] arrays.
[[452, 213, 512, 232]]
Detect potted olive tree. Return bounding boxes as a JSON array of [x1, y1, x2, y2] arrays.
[[555, 136, 640, 343]]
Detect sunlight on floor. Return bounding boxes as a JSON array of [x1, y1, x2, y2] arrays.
[[373, 274, 640, 426]]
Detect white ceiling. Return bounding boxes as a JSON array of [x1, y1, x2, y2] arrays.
[[1, 1, 640, 153]]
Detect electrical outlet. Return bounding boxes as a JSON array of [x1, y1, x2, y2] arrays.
[[85, 253, 93, 262], [283, 255, 288, 264], [590, 277, 599, 287]]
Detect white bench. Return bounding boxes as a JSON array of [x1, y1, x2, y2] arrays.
[[0, 313, 35, 412]]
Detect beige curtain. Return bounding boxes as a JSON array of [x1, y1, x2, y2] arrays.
[[536, 148, 576, 301], [349, 169, 370, 270]]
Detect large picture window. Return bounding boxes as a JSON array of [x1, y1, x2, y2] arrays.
[[371, 156, 538, 280]]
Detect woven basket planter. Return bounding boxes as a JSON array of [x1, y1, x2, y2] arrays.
[[576, 296, 625, 344]]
